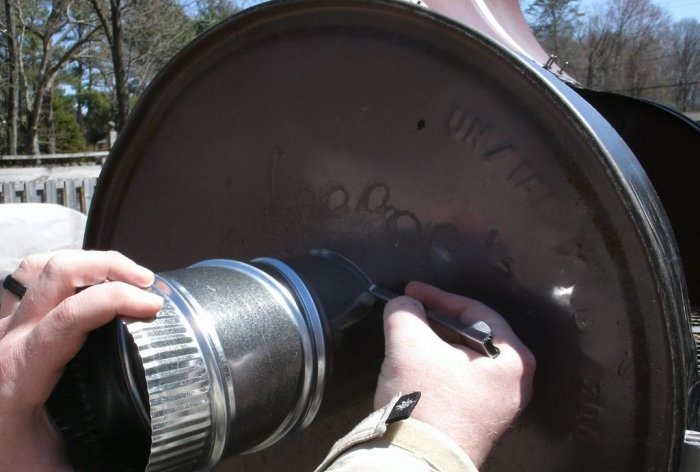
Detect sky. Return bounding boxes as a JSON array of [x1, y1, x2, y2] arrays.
[[243, 0, 700, 22], [576, 0, 700, 21], [659, 0, 700, 20]]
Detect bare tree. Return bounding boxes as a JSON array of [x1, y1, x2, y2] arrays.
[[0, 0, 243, 154], [526, 0, 583, 60], [122, 1, 196, 93], [3, 0, 20, 154], [189, 0, 239, 33], [89, 0, 195, 130], [88, 0, 129, 131], [575, 0, 669, 94], [617, 0, 668, 97], [15, 0, 99, 154], [670, 19, 700, 111]]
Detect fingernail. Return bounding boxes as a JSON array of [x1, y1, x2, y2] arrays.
[[134, 265, 156, 285], [390, 296, 423, 312]]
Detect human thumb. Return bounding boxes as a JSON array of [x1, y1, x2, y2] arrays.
[[383, 295, 443, 353]]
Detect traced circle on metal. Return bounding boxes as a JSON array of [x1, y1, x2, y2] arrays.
[[84, 1, 693, 471]]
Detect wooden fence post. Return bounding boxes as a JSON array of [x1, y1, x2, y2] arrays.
[[25, 181, 41, 203], [82, 178, 96, 214], [45, 180, 59, 204], [2, 183, 18, 203], [64, 180, 80, 212]]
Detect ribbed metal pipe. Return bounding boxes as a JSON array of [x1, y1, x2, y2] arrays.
[[118, 260, 323, 469], [120, 274, 228, 471]]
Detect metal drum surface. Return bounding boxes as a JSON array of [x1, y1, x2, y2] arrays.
[[83, 1, 694, 470]]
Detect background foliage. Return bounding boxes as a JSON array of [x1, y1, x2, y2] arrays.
[[1, 0, 698, 155], [0, 0, 242, 155], [526, 0, 699, 109]]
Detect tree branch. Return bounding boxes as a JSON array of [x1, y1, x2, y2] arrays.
[[89, 0, 113, 46]]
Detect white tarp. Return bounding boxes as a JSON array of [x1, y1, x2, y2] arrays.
[[0, 203, 86, 277]]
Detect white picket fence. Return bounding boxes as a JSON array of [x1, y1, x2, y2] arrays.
[[0, 152, 106, 214], [0, 151, 109, 165], [0, 178, 98, 214]]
